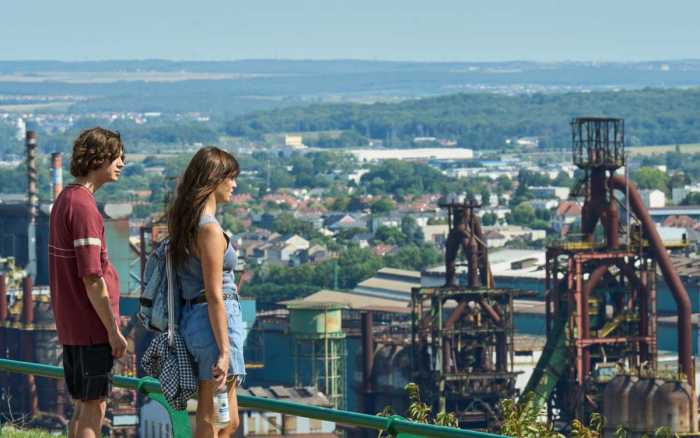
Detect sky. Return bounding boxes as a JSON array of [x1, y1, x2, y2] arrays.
[[1, 0, 699, 62]]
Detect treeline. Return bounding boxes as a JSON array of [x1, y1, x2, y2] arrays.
[[243, 245, 441, 306], [224, 88, 700, 148]]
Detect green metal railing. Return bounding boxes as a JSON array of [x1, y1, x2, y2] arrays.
[[0, 358, 507, 438]]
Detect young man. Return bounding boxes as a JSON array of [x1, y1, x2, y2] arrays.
[[49, 127, 127, 438]]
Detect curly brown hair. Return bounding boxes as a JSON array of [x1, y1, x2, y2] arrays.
[[70, 127, 124, 177], [168, 146, 240, 267]]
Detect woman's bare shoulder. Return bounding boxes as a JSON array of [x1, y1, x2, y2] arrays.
[[197, 223, 226, 247]]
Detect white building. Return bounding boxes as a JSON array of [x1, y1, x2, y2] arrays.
[[350, 148, 473, 162], [284, 134, 306, 149], [267, 234, 311, 266], [348, 169, 369, 184], [420, 224, 449, 244], [479, 207, 511, 221], [640, 189, 666, 209]]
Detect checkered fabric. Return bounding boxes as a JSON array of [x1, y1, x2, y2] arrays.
[[142, 331, 198, 410]]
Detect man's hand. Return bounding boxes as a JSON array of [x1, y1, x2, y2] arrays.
[[109, 329, 128, 358]]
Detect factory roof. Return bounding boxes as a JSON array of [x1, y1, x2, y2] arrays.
[[281, 289, 411, 314], [353, 267, 422, 301], [374, 267, 422, 280], [425, 249, 547, 280]]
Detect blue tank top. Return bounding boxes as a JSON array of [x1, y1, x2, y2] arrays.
[[179, 213, 237, 300]]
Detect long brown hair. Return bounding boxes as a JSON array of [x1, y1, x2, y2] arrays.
[[168, 146, 240, 267]]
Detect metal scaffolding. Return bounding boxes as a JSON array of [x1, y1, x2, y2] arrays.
[[411, 199, 532, 429]]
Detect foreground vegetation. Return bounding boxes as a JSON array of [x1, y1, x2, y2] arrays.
[[0, 425, 65, 438]]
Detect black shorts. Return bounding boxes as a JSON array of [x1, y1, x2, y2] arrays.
[[63, 344, 114, 401]]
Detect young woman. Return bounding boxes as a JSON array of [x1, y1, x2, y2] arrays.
[[168, 146, 245, 438]]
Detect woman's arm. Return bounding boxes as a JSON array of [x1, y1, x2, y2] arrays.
[[197, 223, 230, 387]]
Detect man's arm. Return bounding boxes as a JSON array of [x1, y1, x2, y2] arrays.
[[83, 274, 127, 358]]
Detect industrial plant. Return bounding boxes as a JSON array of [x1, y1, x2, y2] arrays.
[[1, 118, 699, 437]]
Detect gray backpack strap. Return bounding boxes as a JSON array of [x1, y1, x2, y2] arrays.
[[166, 248, 175, 348]]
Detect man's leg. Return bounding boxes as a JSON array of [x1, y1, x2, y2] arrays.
[[76, 398, 106, 438], [68, 400, 82, 438], [74, 344, 113, 438]]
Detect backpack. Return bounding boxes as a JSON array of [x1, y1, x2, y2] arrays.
[[137, 239, 181, 338]]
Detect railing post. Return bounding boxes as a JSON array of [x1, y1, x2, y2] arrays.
[[136, 377, 192, 438]]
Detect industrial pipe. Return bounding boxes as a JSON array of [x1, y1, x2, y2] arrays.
[[616, 261, 652, 361], [467, 236, 479, 287], [361, 311, 374, 414], [22, 276, 33, 324], [0, 274, 7, 321], [581, 264, 611, 377], [20, 276, 37, 415], [582, 169, 607, 241], [0, 274, 5, 396], [472, 214, 491, 287], [610, 175, 693, 384], [25, 131, 38, 280], [600, 195, 621, 249], [51, 152, 63, 201]]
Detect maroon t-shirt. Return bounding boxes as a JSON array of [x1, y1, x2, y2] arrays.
[[49, 184, 120, 345]]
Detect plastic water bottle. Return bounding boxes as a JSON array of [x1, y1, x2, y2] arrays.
[[214, 388, 230, 425]]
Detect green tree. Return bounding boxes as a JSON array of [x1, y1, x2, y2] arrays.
[[681, 192, 700, 206], [511, 202, 536, 226], [270, 212, 317, 238], [480, 189, 492, 206], [348, 196, 368, 212], [370, 198, 396, 214], [401, 216, 425, 245], [385, 244, 442, 271], [632, 167, 669, 193], [221, 213, 247, 234], [330, 195, 351, 211], [553, 171, 573, 188], [497, 175, 513, 192], [482, 212, 498, 226], [373, 225, 407, 245], [669, 171, 690, 190]]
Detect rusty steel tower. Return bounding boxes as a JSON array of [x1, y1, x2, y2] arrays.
[[411, 199, 532, 429], [521, 117, 695, 429]]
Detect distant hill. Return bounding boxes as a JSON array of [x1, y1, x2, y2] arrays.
[[225, 88, 700, 149], [2, 60, 700, 115]]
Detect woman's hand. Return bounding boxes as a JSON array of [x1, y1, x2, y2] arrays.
[[212, 353, 229, 390]]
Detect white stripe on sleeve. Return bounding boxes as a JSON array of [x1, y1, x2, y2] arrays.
[[73, 237, 101, 247]]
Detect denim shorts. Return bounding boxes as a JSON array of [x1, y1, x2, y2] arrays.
[[179, 295, 246, 382]]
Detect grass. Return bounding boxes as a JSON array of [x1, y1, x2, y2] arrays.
[[0, 425, 66, 437]]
